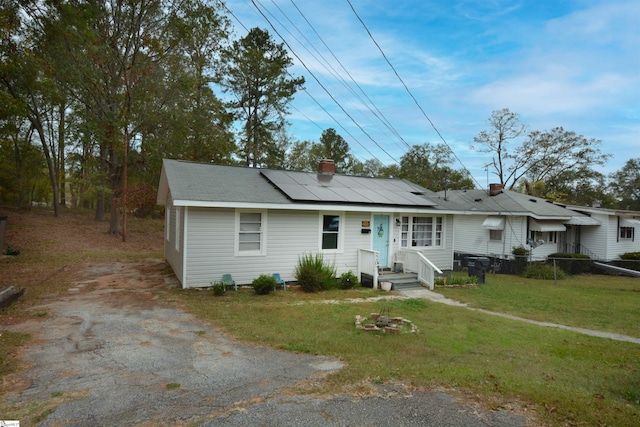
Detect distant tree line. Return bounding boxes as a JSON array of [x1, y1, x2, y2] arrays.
[[1, 1, 637, 236]]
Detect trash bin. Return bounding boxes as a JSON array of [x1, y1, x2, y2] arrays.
[[0, 216, 7, 255], [467, 256, 490, 284]]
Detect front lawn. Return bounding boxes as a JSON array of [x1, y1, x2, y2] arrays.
[[436, 273, 640, 337], [171, 284, 640, 427]]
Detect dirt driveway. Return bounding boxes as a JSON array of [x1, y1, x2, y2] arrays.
[[2, 259, 530, 426]]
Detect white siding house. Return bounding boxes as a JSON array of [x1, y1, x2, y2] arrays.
[[157, 159, 455, 288], [436, 184, 612, 262], [565, 206, 640, 261]]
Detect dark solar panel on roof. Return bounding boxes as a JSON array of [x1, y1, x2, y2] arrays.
[[261, 170, 437, 207]]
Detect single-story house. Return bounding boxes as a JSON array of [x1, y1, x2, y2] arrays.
[[561, 205, 640, 261], [436, 184, 640, 263], [157, 159, 458, 289]]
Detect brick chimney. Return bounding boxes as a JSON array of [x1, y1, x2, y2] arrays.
[[318, 159, 336, 174], [489, 183, 503, 196]]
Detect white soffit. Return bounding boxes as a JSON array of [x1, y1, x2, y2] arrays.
[[482, 216, 505, 230], [530, 218, 566, 232]]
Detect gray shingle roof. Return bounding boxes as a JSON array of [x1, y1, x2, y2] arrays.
[[436, 189, 577, 219], [159, 159, 292, 204], [158, 159, 441, 208]]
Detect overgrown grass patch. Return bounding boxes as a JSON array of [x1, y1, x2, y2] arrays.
[[169, 287, 640, 427], [436, 274, 640, 337]]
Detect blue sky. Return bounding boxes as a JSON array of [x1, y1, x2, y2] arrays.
[[224, 0, 639, 187]]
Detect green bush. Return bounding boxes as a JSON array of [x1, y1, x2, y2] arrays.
[[252, 274, 276, 295], [511, 246, 529, 275], [296, 265, 323, 293], [339, 270, 360, 289], [210, 282, 225, 296], [295, 253, 337, 292], [620, 252, 640, 272], [548, 253, 592, 275], [523, 262, 566, 280]]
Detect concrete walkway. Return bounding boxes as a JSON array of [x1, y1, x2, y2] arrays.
[[398, 288, 640, 345]]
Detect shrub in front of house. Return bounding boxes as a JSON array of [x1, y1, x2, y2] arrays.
[[523, 262, 567, 280], [548, 253, 592, 275], [252, 274, 276, 295], [295, 253, 337, 292], [296, 266, 323, 293], [339, 270, 360, 289], [210, 282, 225, 296], [620, 252, 640, 272]]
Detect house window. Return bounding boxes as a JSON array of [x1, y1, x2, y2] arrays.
[[548, 231, 557, 243], [237, 211, 265, 255], [321, 213, 341, 251], [620, 226, 634, 240], [400, 216, 443, 248], [489, 229, 503, 241], [400, 216, 409, 247]]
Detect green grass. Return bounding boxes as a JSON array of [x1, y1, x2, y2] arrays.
[[436, 273, 640, 337], [170, 285, 640, 427]]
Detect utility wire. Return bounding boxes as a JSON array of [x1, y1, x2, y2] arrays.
[[258, 0, 404, 159], [346, 0, 480, 187], [288, 0, 411, 151], [251, 0, 399, 164], [223, 1, 384, 164], [222, 3, 377, 164]]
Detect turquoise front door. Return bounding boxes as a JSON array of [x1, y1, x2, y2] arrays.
[[373, 215, 389, 268]]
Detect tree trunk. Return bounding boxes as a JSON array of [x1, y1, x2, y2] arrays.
[[58, 103, 66, 207], [33, 119, 60, 217], [95, 144, 107, 221], [107, 148, 121, 235]]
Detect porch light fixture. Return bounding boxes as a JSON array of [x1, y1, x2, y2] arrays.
[[395, 218, 401, 226]]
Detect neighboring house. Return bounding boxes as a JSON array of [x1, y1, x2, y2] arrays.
[[437, 184, 640, 263], [561, 205, 640, 261], [436, 184, 607, 262], [157, 159, 456, 289]]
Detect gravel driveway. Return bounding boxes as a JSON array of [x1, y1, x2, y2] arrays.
[[3, 261, 530, 426]]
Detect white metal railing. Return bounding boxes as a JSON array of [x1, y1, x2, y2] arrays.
[[395, 249, 442, 290], [358, 248, 379, 289]]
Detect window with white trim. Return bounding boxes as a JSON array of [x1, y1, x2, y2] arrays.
[[620, 226, 634, 240], [321, 213, 342, 251], [400, 216, 409, 247], [400, 216, 443, 248], [237, 211, 265, 255]]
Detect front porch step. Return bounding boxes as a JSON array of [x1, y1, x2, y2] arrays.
[[379, 272, 423, 290]]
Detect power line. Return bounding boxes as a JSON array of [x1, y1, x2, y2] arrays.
[[251, 0, 399, 164], [288, 0, 412, 151], [222, 0, 382, 163], [346, 0, 480, 188], [258, 0, 407, 158]]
